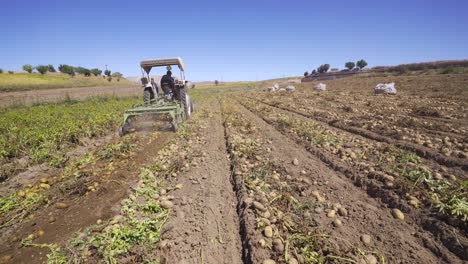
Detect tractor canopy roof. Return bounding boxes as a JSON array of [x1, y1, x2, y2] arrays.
[[140, 57, 185, 74]]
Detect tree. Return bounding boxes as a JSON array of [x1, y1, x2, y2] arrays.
[[214, 80, 219, 86], [0, 69, 3, 74], [90, 68, 102, 76], [304, 71, 309, 77], [312, 69, 316, 74], [23, 64, 33, 73], [58, 64, 75, 75], [112, 72, 122, 81], [345, 62, 355, 70], [47, 65, 56, 72], [317, 64, 330, 73], [104, 69, 111, 77], [356, 59, 368, 69], [35, 65, 48, 75]]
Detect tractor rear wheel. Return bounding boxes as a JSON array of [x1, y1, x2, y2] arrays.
[[143, 89, 152, 105], [180, 87, 192, 118]]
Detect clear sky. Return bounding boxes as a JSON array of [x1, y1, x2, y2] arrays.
[[1, 0, 467, 81]]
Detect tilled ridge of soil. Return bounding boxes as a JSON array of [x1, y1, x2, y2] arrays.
[[155, 102, 244, 263], [251, 97, 468, 171], [0, 130, 173, 264], [238, 97, 468, 260], [235, 98, 464, 263]]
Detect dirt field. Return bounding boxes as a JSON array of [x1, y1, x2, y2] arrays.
[[0, 72, 467, 264], [0, 85, 140, 107]]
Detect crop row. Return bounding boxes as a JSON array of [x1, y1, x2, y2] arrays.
[[221, 99, 380, 263], [240, 98, 467, 224]]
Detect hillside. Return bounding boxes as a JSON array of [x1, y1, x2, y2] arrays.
[[0, 72, 133, 92]]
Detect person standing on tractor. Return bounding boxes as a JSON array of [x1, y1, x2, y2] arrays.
[[150, 77, 159, 96], [161, 70, 177, 98]]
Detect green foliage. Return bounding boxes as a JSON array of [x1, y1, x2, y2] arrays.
[[345, 61, 355, 70], [58, 64, 75, 75], [104, 69, 111, 77], [0, 69, 3, 74], [304, 71, 309, 76], [0, 97, 138, 165], [317, 64, 330, 73], [357, 59, 368, 69], [91, 68, 102, 76], [312, 69, 316, 74], [441, 67, 465, 74], [75, 67, 91, 77], [35, 65, 49, 75], [23, 64, 33, 73], [47, 65, 56, 72]]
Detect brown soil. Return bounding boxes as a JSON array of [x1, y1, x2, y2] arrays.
[[154, 100, 244, 263], [0, 85, 140, 107], [234, 98, 462, 263]]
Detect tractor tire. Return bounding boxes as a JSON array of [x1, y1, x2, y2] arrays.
[[143, 88, 153, 105], [180, 87, 192, 119]]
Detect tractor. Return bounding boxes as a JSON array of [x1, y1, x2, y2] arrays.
[[118, 57, 194, 136]]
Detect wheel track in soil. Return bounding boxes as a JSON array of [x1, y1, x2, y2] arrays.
[[152, 98, 246, 264], [244, 95, 468, 171], [235, 96, 467, 262]]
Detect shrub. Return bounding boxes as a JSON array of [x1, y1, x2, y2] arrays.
[[345, 62, 355, 70], [35, 65, 48, 75], [330, 68, 338, 72], [357, 59, 368, 69], [47, 65, 56, 72], [112, 72, 122, 82], [23, 64, 33, 73], [8, 71, 14, 74], [90, 68, 102, 76], [312, 69, 316, 74], [214, 80, 219, 86], [304, 71, 309, 76], [104, 70, 111, 77], [58, 64, 75, 76], [0, 69, 3, 74], [107, 77, 112, 82]]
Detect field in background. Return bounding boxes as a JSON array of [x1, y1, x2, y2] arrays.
[[0, 72, 133, 92]]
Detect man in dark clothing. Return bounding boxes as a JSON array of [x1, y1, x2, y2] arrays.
[[160, 70, 175, 96]]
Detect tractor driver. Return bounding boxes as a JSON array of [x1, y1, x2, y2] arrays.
[[160, 70, 175, 98]]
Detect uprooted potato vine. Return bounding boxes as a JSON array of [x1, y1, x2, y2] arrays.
[[21, 110, 206, 263], [222, 100, 378, 263], [0, 135, 137, 231], [0, 96, 139, 167]]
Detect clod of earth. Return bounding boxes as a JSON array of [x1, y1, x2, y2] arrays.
[[360, 234, 372, 245], [272, 238, 284, 253], [160, 200, 174, 209]]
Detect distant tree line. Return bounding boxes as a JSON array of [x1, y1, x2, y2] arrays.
[[304, 59, 368, 76], [13, 64, 122, 80]]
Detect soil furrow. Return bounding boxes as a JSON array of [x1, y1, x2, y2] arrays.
[[153, 100, 244, 263], [237, 97, 466, 262], [248, 96, 468, 171]]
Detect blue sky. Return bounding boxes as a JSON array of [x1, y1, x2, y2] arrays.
[[1, 0, 467, 81]]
